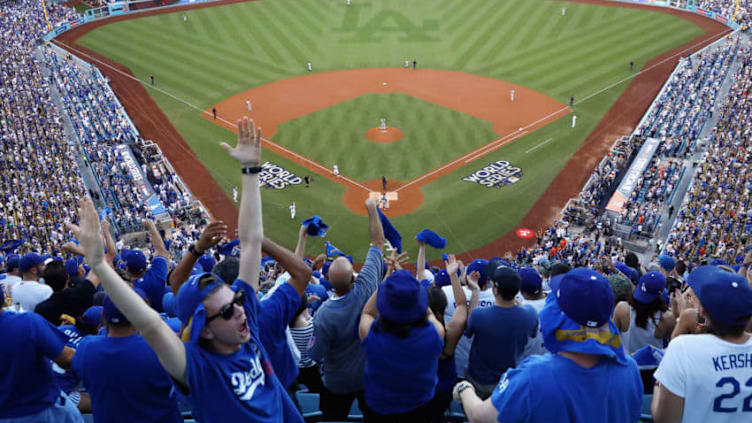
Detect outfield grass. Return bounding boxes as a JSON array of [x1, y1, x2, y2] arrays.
[[77, 0, 704, 259]]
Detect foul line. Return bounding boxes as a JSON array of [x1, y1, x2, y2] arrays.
[[53, 25, 732, 197], [51, 40, 372, 193], [526, 138, 554, 154]]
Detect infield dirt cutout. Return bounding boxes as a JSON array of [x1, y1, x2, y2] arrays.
[[209, 68, 569, 217]]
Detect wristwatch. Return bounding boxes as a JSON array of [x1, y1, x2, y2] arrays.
[[241, 165, 263, 175], [453, 381, 475, 403], [188, 244, 205, 256]]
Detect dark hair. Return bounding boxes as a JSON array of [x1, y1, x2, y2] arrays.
[[42, 260, 68, 292], [550, 263, 571, 277], [494, 282, 519, 301], [213, 257, 240, 285], [706, 314, 750, 338], [628, 296, 667, 330], [427, 287, 447, 325], [75, 317, 100, 336], [373, 315, 428, 339], [675, 260, 686, 276], [625, 253, 640, 270]]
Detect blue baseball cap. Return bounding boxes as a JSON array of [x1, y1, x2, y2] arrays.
[[65, 257, 82, 278], [103, 288, 146, 324], [615, 263, 639, 285], [197, 255, 216, 273], [687, 265, 752, 327], [83, 306, 103, 326], [377, 270, 427, 324], [176, 272, 225, 325], [435, 269, 451, 287], [556, 268, 614, 328], [633, 271, 666, 304], [658, 255, 675, 272], [121, 250, 147, 273], [518, 267, 542, 295], [19, 253, 45, 273], [466, 259, 489, 285]]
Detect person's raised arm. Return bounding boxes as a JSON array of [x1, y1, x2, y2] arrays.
[[143, 219, 168, 259], [101, 218, 117, 265], [366, 199, 385, 249], [169, 221, 228, 294], [416, 240, 427, 280], [222, 117, 263, 290], [294, 224, 308, 259], [359, 290, 378, 340], [69, 197, 186, 384], [444, 255, 468, 355], [262, 237, 312, 297]]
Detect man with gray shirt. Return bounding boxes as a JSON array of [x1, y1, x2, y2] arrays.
[[309, 199, 385, 420]]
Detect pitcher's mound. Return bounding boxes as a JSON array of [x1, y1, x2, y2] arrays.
[[366, 127, 403, 143]]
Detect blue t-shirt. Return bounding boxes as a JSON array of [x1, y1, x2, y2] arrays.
[[0, 311, 68, 418], [260, 282, 301, 389], [134, 256, 168, 313], [363, 322, 443, 414], [181, 280, 303, 423], [491, 354, 643, 423], [53, 325, 86, 394], [466, 305, 538, 385], [72, 334, 182, 423]]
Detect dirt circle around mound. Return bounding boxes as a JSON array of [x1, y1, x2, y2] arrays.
[[365, 127, 403, 143], [343, 179, 424, 217]]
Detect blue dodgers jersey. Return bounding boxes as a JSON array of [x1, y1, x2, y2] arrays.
[[491, 354, 642, 423], [53, 325, 85, 394], [72, 334, 182, 423], [181, 280, 303, 423], [0, 312, 68, 418], [259, 283, 301, 389], [134, 256, 168, 313]]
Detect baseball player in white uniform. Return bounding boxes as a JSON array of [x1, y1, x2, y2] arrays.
[[380, 118, 387, 131], [232, 186, 238, 203], [346, 0, 350, 5], [404, 60, 409, 68], [652, 266, 752, 423], [183, 14, 187, 22], [333, 164, 340, 177], [307, 62, 312, 72], [245, 100, 252, 112], [289, 202, 296, 220], [572, 114, 577, 128], [562, 7, 566, 16], [510, 89, 515, 102]]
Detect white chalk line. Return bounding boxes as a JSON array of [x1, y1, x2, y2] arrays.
[[526, 138, 554, 154]]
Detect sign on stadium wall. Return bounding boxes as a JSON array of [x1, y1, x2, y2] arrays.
[[462, 160, 522, 188], [258, 161, 302, 190]]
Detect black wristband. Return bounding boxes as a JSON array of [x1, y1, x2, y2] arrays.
[[189, 244, 205, 256], [241, 165, 263, 175]]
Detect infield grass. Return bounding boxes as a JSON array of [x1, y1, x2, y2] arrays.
[[78, 0, 705, 259]]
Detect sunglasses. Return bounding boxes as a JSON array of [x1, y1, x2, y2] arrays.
[[205, 289, 245, 324]]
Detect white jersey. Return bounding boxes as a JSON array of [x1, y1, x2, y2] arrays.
[[441, 285, 496, 377], [655, 334, 752, 423], [11, 280, 53, 312]]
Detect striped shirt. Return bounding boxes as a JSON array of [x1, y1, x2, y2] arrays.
[[290, 323, 315, 368]]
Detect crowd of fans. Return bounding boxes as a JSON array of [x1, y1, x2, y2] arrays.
[[664, 50, 752, 264], [2, 0, 752, 422], [699, 0, 751, 26]]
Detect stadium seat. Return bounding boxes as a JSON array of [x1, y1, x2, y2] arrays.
[[347, 399, 363, 420], [640, 394, 653, 422], [446, 400, 467, 421], [296, 392, 323, 421]]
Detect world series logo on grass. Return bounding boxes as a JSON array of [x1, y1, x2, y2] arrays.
[[258, 161, 302, 190], [463, 160, 522, 188]]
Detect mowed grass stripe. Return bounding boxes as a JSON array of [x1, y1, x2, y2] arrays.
[[78, 29, 228, 102], [449, 0, 509, 49], [505, 3, 560, 52], [479, 1, 545, 63], [210, 5, 263, 57], [127, 24, 278, 90], [559, 24, 704, 96], [477, 13, 652, 78], [449, 0, 518, 66], [440, 0, 477, 27], [244, 5, 309, 64], [263, 0, 322, 52], [471, 12, 636, 74], [289, 0, 330, 25], [444, 0, 488, 31], [531, 18, 694, 91]]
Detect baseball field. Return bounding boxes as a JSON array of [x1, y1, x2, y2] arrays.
[[57, 0, 728, 260]]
